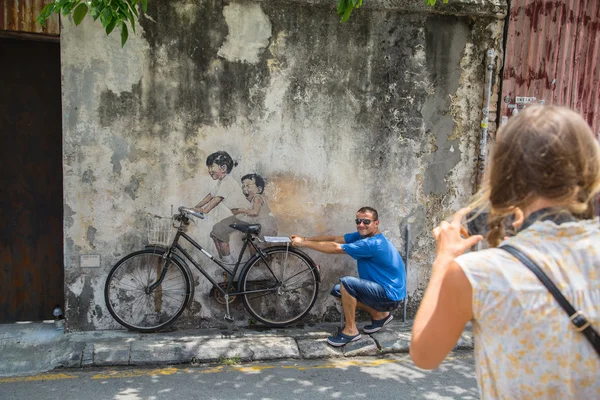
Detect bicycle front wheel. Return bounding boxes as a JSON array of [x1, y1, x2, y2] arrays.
[[104, 249, 192, 332], [240, 247, 319, 327]]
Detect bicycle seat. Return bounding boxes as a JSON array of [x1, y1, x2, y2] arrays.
[[230, 222, 262, 234]]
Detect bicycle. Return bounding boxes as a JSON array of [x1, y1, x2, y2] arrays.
[[104, 207, 320, 333]]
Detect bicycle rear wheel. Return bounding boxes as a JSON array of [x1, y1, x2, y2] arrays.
[[240, 247, 319, 327], [104, 249, 192, 332]]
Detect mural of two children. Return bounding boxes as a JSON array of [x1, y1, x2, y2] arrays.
[[193, 151, 278, 264]]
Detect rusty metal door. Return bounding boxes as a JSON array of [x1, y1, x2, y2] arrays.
[[501, 0, 600, 136], [0, 37, 64, 322]]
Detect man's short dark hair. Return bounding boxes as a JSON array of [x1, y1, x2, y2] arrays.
[[357, 206, 378, 221]]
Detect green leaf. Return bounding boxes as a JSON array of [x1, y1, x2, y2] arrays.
[[105, 17, 117, 34], [39, 2, 55, 15], [118, 3, 136, 33], [141, 0, 148, 13], [340, 5, 353, 23], [91, 4, 103, 21], [61, 1, 77, 15], [336, 0, 348, 15], [36, 3, 56, 27], [40, 3, 54, 18], [73, 3, 89, 25], [55, 0, 69, 9], [128, 1, 139, 17], [129, 15, 136, 33], [100, 7, 113, 27], [121, 23, 129, 47]]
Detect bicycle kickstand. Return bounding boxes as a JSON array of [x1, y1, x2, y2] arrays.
[[224, 294, 234, 322]]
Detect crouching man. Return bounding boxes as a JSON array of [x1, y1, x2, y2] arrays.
[[290, 206, 406, 347]]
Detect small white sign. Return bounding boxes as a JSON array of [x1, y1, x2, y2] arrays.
[[515, 96, 537, 104], [264, 236, 291, 243], [80, 254, 101, 268]]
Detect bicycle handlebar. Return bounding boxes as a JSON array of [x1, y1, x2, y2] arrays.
[[178, 206, 205, 219]]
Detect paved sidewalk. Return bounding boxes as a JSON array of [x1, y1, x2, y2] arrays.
[[0, 320, 473, 378]]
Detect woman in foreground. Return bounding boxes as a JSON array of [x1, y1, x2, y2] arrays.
[[410, 106, 600, 398]]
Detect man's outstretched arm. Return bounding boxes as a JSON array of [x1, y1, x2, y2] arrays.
[[289, 235, 346, 254]]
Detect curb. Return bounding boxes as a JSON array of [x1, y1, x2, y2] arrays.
[[0, 321, 473, 377]]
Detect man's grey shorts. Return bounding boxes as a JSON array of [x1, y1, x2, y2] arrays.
[[330, 276, 401, 312]]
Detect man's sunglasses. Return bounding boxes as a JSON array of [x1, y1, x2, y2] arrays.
[[355, 218, 376, 225]]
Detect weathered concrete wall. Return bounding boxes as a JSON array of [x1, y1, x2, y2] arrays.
[[61, 0, 506, 331]]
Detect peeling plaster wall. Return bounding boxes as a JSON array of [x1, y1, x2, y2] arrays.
[[61, 0, 506, 331]]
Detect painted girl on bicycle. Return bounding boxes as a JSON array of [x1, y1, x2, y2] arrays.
[[194, 151, 248, 264]]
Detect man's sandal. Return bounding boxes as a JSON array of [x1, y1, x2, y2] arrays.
[[363, 314, 393, 334], [326, 332, 362, 347]]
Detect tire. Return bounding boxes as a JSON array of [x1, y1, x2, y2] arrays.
[[239, 246, 319, 327], [105, 249, 193, 332]]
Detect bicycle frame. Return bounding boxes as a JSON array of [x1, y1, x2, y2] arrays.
[[148, 225, 284, 320]]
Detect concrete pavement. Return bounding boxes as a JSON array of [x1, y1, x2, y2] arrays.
[[0, 320, 473, 378]]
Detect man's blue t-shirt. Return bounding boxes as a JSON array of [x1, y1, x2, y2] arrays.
[[340, 231, 406, 301]]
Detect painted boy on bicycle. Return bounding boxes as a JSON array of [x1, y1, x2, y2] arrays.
[[231, 173, 278, 240], [290, 206, 406, 347]]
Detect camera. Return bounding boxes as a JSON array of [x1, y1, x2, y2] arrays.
[[466, 210, 516, 237]]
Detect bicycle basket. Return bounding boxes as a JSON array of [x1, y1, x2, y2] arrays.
[[146, 215, 174, 246]]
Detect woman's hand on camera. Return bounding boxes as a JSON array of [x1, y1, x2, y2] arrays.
[[432, 208, 484, 260]]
